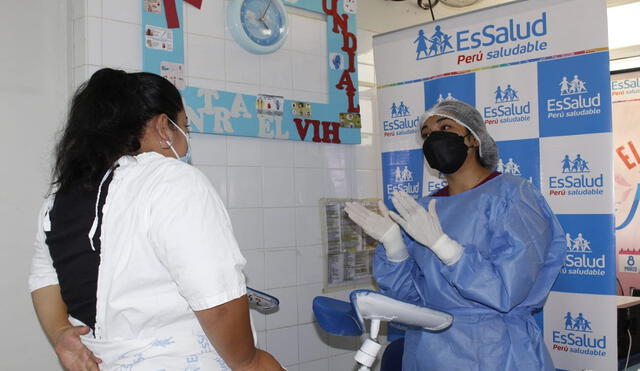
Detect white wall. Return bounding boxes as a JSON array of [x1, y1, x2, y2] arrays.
[[358, 0, 518, 34], [8, 0, 382, 370], [0, 0, 70, 368]]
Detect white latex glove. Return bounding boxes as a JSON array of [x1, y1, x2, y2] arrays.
[[344, 201, 409, 262], [389, 191, 463, 266]]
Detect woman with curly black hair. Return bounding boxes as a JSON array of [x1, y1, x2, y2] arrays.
[[29, 68, 282, 371]]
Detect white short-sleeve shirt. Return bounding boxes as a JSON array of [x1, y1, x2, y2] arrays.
[[29, 152, 248, 369]]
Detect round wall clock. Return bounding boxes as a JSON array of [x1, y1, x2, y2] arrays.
[[227, 0, 289, 54]]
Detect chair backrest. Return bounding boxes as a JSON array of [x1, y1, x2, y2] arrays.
[[312, 296, 363, 336]]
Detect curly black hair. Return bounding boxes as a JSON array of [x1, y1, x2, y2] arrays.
[[51, 68, 183, 193]]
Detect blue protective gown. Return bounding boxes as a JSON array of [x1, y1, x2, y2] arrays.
[[374, 174, 566, 371]]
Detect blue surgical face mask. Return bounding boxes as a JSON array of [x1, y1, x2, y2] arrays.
[[166, 117, 191, 163]]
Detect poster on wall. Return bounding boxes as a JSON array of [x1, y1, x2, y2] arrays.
[[140, 0, 361, 144], [320, 198, 378, 290], [373, 0, 616, 369], [612, 70, 640, 291]]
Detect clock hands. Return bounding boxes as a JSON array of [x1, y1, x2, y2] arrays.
[[258, 0, 273, 33], [260, 18, 271, 33], [259, 0, 273, 22]]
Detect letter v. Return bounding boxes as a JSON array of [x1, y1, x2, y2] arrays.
[[294, 118, 311, 140]]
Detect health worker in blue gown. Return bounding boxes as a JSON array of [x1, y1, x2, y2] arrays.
[[345, 100, 566, 371]]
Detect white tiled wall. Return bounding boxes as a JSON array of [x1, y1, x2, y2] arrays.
[[71, 1, 382, 369], [4, 1, 71, 369]]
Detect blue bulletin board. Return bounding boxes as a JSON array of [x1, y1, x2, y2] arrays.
[[141, 0, 360, 144]]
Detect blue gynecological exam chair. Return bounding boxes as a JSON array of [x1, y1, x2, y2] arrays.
[[313, 290, 453, 371]]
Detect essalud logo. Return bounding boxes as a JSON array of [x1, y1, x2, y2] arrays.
[[548, 154, 604, 196], [563, 312, 593, 332], [565, 233, 592, 253], [496, 157, 533, 183], [390, 101, 411, 118], [560, 154, 589, 174], [436, 93, 456, 103], [552, 311, 607, 356], [483, 83, 531, 122], [414, 26, 454, 60], [425, 172, 447, 194], [497, 157, 522, 176], [562, 231, 605, 274], [383, 101, 419, 136], [559, 75, 588, 96], [386, 163, 420, 196], [546, 75, 602, 119], [393, 166, 414, 183], [494, 84, 520, 103], [413, 13, 548, 61]]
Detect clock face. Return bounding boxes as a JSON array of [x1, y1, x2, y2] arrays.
[[240, 0, 286, 47]]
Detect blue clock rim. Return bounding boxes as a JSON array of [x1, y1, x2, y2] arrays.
[[240, 0, 283, 45], [227, 0, 289, 55]]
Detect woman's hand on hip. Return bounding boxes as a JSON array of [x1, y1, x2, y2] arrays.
[[53, 325, 102, 371]]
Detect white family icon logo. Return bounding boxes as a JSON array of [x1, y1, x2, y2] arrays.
[[436, 93, 457, 103], [393, 166, 414, 183], [547, 75, 601, 119], [497, 158, 521, 176], [386, 163, 420, 196], [566, 233, 591, 253], [562, 231, 605, 277], [496, 157, 534, 183], [559, 75, 587, 96]]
